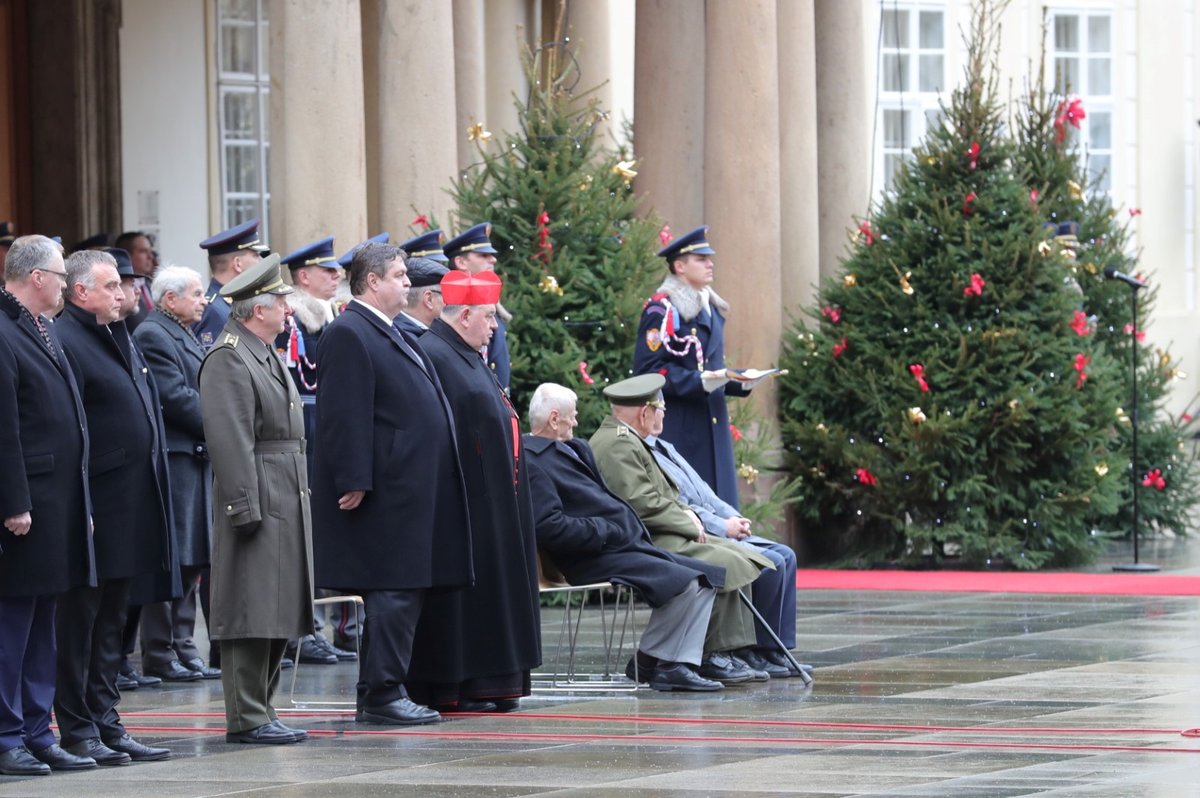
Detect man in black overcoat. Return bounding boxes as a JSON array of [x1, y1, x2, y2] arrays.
[[524, 383, 726, 692], [312, 242, 473, 725], [408, 270, 540, 712], [0, 235, 96, 776], [54, 249, 173, 765]]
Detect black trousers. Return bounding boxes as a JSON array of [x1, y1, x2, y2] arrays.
[[54, 578, 132, 747], [358, 589, 424, 707]]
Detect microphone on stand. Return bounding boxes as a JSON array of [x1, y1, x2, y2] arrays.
[[1104, 267, 1147, 289]]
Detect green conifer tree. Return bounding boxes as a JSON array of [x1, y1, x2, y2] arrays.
[[450, 43, 662, 431], [1012, 63, 1199, 539], [777, 2, 1124, 568]]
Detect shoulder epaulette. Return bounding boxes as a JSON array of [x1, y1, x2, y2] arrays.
[[222, 332, 240, 348]]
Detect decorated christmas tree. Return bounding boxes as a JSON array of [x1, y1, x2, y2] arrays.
[[777, 3, 1125, 568], [1012, 63, 1199, 538], [449, 41, 662, 431]]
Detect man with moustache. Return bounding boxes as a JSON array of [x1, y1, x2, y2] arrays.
[[54, 249, 173, 765], [199, 254, 314, 745], [0, 235, 95, 776], [312, 241, 472, 724]]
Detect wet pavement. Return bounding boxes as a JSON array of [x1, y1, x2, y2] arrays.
[[2, 535, 1198, 797]]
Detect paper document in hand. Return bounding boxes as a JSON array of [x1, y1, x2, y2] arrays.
[[726, 367, 788, 383]]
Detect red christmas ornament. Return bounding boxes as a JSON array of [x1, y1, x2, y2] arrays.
[[1142, 468, 1166, 491], [966, 141, 980, 170], [1070, 310, 1092, 336], [821, 305, 842, 324], [858, 220, 875, 245], [962, 273, 985, 297], [411, 214, 430, 230], [1074, 353, 1090, 389], [729, 424, 743, 443], [1054, 97, 1087, 143], [578, 361, 595, 385], [833, 337, 848, 359], [1129, 208, 1143, 217], [962, 191, 977, 216], [909, 363, 930, 393], [1122, 323, 1147, 342], [855, 468, 878, 487], [659, 225, 673, 246], [535, 211, 553, 263], [1029, 188, 1039, 206]]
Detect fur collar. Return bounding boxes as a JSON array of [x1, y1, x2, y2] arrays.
[[288, 289, 335, 334], [654, 275, 729, 322]]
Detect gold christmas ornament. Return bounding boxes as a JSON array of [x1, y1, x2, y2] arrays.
[[612, 160, 638, 185], [900, 271, 914, 295], [737, 463, 760, 484], [578, 174, 594, 191], [1038, 240, 1053, 256], [1067, 179, 1084, 200], [1158, 349, 1171, 369], [925, 155, 937, 165], [1094, 463, 1109, 477], [1083, 261, 1098, 274], [538, 274, 564, 296], [1008, 398, 1019, 410], [907, 407, 927, 424], [815, 423, 828, 434], [467, 122, 492, 142], [1116, 407, 1130, 424], [844, 274, 858, 287]]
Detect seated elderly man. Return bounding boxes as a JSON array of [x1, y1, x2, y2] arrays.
[[590, 374, 778, 684], [524, 383, 726, 692], [648, 435, 807, 678]]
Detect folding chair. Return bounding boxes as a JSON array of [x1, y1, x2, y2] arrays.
[[532, 550, 641, 692], [287, 594, 364, 710]]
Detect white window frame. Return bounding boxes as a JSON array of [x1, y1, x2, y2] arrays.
[[874, 2, 949, 200], [1047, 8, 1115, 195], [215, 0, 271, 238]]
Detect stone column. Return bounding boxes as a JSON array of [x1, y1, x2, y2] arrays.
[[452, 0, 486, 173], [778, 0, 821, 317], [566, 0, 614, 142], [483, 0, 531, 149], [703, 0, 783, 383], [632, 0, 705, 227], [267, 0, 367, 252], [814, 0, 871, 278], [362, 0, 458, 234]]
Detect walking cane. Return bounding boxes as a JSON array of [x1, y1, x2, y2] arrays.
[[737, 589, 813, 685]]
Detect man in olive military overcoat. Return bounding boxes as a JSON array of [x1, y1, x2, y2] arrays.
[[199, 254, 314, 745]]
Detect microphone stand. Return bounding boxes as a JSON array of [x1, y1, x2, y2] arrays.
[[1113, 279, 1160, 572]]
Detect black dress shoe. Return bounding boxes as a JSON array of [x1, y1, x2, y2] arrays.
[[145, 659, 203, 682], [729, 653, 770, 682], [30, 743, 96, 771], [356, 697, 440, 726], [624, 650, 657, 684], [115, 672, 140, 691], [649, 662, 724, 693], [698, 652, 754, 684], [181, 657, 222, 680], [268, 719, 308, 742], [310, 635, 357, 662], [64, 738, 130, 766], [0, 746, 51, 776], [287, 637, 337, 665], [433, 699, 496, 713], [104, 733, 170, 762], [490, 698, 520, 713], [226, 723, 301, 745], [759, 648, 814, 676], [737, 648, 790, 678]]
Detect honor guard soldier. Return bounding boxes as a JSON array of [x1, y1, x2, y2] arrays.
[[632, 225, 750, 508], [398, 229, 450, 263], [444, 223, 511, 392], [193, 218, 270, 350], [198, 253, 314, 745]]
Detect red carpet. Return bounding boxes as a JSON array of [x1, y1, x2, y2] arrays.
[[796, 569, 1200, 596]]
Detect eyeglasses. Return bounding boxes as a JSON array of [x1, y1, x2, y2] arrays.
[[34, 267, 68, 281]]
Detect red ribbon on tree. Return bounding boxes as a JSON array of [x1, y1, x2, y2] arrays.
[[578, 361, 595, 385], [1129, 208, 1143, 218], [535, 211, 553, 263], [966, 141, 980, 170], [1142, 468, 1166, 491], [411, 214, 430, 230], [858, 221, 875, 245], [1071, 310, 1092, 336], [1029, 189, 1039, 206], [1054, 97, 1087, 143], [963, 273, 985, 297], [729, 424, 743, 443], [659, 225, 673, 246], [962, 191, 977, 216], [833, 337, 848, 359], [855, 468, 878, 486], [1122, 323, 1147, 342], [909, 363, 930, 393], [1074, 353, 1090, 389], [821, 306, 842, 324]]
